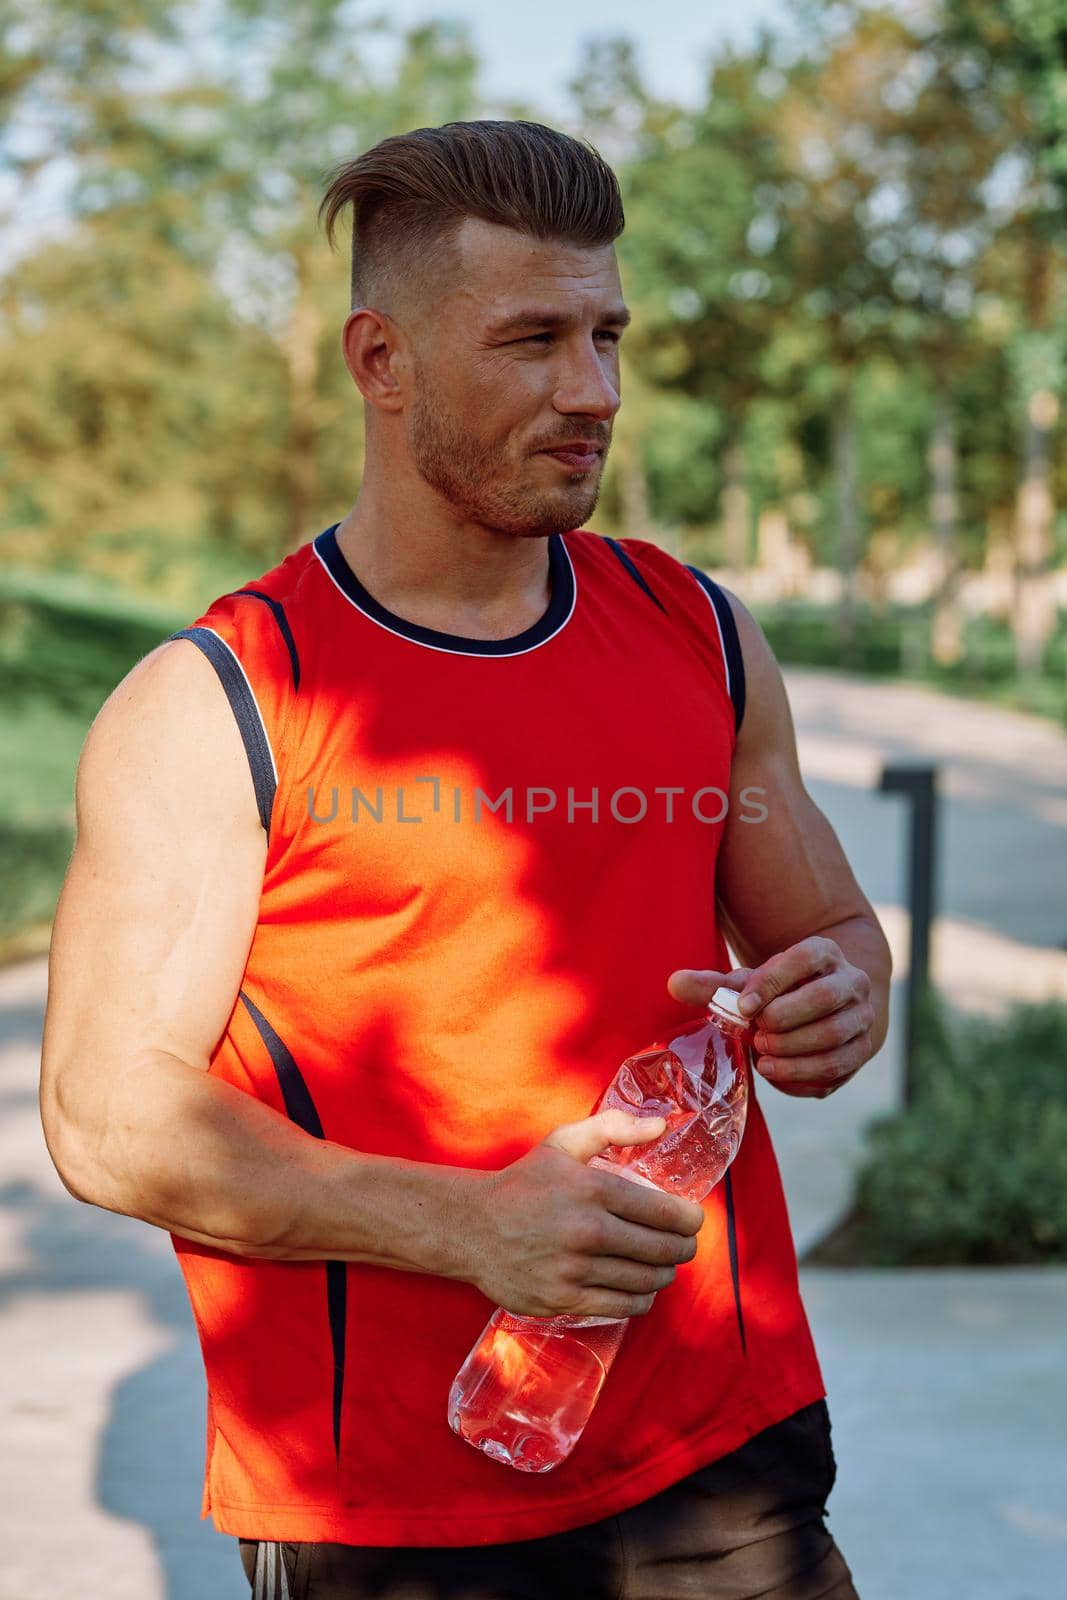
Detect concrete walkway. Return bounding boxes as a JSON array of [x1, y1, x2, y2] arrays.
[[764, 668, 1067, 1261], [1, 670, 1065, 1600]]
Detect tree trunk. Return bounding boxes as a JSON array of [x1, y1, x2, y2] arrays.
[[756, 505, 794, 600], [620, 450, 651, 540], [721, 435, 750, 573], [1012, 229, 1060, 681], [831, 384, 862, 669], [929, 384, 964, 667], [1013, 386, 1059, 679]]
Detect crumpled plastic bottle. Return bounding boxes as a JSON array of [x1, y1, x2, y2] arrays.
[[447, 986, 752, 1472]]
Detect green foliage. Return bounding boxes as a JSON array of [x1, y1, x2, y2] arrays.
[[0, 1, 484, 575], [2, 0, 1065, 576], [851, 990, 1067, 1263], [0, 570, 184, 715], [0, 818, 73, 932], [756, 598, 1067, 721], [756, 599, 905, 673], [0, 571, 186, 935]]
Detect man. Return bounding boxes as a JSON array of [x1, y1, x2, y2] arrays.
[[41, 120, 890, 1599]]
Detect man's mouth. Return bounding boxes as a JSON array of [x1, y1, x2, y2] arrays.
[[539, 443, 604, 472]]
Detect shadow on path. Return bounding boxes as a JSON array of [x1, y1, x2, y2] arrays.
[[1, 1175, 243, 1600]]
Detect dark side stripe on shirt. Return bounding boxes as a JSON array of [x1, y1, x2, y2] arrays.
[[239, 990, 348, 1463]]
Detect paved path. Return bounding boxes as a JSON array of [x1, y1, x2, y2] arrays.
[[805, 1267, 1066, 1600], [1, 672, 1065, 1600], [763, 669, 1067, 1258]]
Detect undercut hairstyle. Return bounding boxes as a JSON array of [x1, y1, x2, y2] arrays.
[[318, 119, 625, 314]]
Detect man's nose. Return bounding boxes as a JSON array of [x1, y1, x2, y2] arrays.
[[552, 340, 621, 421]]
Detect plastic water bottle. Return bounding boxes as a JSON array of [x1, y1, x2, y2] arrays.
[[447, 986, 752, 1472]]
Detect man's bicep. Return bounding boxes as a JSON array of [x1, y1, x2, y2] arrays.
[[717, 763, 871, 967], [41, 641, 267, 1158], [715, 592, 876, 966]]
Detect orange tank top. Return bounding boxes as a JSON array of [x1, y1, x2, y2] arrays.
[[168, 526, 824, 1546]]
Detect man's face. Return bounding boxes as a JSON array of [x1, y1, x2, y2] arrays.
[[402, 217, 627, 538]]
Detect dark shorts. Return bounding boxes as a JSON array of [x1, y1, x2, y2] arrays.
[[238, 1399, 858, 1600]]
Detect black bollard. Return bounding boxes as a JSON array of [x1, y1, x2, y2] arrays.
[[877, 764, 939, 1107]]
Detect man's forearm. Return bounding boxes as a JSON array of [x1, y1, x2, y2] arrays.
[[818, 910, 892, 1052], [47, 1048, 486, 1278]]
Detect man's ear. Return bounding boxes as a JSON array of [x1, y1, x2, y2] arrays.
[[341, 307, 408, 414]]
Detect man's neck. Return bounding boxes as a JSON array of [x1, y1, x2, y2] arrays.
[[334, 494, 557, 642]]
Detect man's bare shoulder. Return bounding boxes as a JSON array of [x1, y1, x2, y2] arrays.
[[710, 584, 797, 759], [76, 637, 264, 841]]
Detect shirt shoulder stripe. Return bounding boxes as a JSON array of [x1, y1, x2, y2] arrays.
[[685, 567, 746, 735], [233, 588, 302, 691], [168, 626, 278, 834], [603, 536, 669, 614]]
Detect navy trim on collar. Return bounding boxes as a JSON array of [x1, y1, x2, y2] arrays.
[[313, 523, 576, 658]]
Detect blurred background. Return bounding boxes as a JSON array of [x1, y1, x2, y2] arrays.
[[1, 2, 1065, 1597]]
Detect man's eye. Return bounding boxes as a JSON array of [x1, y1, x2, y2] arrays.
[[518, 331, 621, 345]]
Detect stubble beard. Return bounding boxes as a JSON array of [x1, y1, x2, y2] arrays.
[[407, 373, 604, 538]]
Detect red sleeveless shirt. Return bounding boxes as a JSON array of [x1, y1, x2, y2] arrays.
[[169, 526, 824, 1546]]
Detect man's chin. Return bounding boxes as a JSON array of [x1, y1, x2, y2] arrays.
[[520, 482, 601, 536]]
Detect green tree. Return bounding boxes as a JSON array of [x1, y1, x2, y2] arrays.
[[594, 35, 795, 570], [0, 0, 273, 591], [941, 0, 1067, 681], [0, 2, 486, 585], [207, 3, 482, 552]]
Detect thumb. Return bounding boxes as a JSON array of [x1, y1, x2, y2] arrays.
[[543, 1108, 667, 1164], [667, 966, 754, 1007]]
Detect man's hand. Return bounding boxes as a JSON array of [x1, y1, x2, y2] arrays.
[[466, 1110, 705, 1320], [668, 935, 878, 1099]]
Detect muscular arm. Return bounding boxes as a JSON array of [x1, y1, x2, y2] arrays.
[[671, 587, 892, 1097], [716, 590, 892, 1056], [40, 641, 701, 1320], [39, 640, 479, 1273]]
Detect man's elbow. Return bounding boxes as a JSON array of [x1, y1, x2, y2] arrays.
[[860, 913, 894, 1051], [39, 1085, 99, 1205]]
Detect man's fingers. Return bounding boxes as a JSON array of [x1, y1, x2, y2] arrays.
[[580, 1290, 658, 1319], [735, 936, 842, 1019], [595, 1174, 706, 1240], [754, 1000, 873, 1058], [667, 967, 752, 1007], [757, 968, 869, 1033], [583, 1256, 678, 1295], [755, 1032, 872, 1094]]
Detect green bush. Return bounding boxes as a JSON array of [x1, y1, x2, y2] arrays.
[[756, 599, 903, 675], [850, 990, 1067, 1264], [0, 571, 185, 939], [0, 574, 183, 716], [0, 818, 74, 932], [751, 598, 1067, 725]]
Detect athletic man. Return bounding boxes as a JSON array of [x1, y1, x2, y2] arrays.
[[41, 120, 890, 1598]]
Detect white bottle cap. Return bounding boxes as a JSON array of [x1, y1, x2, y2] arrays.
[[708, 986, 745, 1021]]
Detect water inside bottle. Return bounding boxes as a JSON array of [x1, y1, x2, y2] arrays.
[[447, 1310, 628, 1472], [593, 1040, 747, 1202], [448, 1018, 749, 1471]]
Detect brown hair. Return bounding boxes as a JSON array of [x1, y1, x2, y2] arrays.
[[318, 119, 624, 310]]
